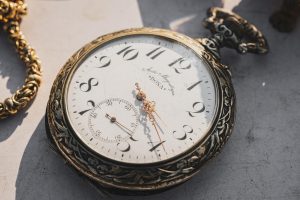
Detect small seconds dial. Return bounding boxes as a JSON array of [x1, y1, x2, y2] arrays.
[[88, 98, 139, 143]]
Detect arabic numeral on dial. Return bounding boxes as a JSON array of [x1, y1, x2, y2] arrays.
[[115, 134, 122, 142], [168, 57, 191, 74], [117, 141, 131, 152], [173, 125, 193, 140], [148, 141, 166, 152], [187, 80, 202, 91], [78, 100, 95, 115], [95, 130, 101, 137], [117, 46, 139, 60], [188, 102, 205, 117], [124, 104, 131, 111], [129, 136, 138, 141], [97, 55, 111, 68], [106, 99, 113, 106], [90, 112, 97, 118], [79, 78, 99, 92], [146, 47, 165, 59]]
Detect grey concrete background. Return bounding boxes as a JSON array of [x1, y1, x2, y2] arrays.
[[0, 0, 299, 199]]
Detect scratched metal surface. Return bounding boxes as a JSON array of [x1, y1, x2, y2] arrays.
[[0, 0, 299, 200]]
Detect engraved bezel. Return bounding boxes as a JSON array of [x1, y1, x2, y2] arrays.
[[46, 27, 235, 192]]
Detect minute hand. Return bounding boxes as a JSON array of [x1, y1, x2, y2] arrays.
[[135, 83, 166, 152]]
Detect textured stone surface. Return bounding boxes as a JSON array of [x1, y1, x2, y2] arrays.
[[0, 0, 299, 199]]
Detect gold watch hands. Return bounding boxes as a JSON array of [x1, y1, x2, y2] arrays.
[[105, 113, 133, 136], [135, 83, 166, 152], [153, 111, 168, 128], [135, 83, 167, 127], [149, 114, 166, 152]]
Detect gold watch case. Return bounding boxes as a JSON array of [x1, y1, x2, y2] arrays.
[[45, 27, 235, 193]]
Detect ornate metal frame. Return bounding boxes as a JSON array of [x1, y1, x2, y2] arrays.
[[46, 28, 235, 193]]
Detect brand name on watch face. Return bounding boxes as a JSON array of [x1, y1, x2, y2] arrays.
[[143, 67, 175, 96], [66, 34, 217, 164]]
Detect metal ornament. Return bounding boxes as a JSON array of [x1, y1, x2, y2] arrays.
[[0, 0, 42, 119], [201, 8, 268, 59], [45, 7, 268, 194]]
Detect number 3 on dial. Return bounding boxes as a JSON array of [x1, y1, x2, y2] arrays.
[[173, 125, 193, 140]]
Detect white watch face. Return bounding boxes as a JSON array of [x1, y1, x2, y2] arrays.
[[66, 34, 217, 164]]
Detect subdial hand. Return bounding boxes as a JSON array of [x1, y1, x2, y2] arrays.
[[135, 83, 166, 152], [105, 113, 134, 136]]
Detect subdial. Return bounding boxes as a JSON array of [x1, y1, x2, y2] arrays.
[[88, 98, 139, 143]]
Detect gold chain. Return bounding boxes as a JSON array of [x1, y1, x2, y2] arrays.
[[0, 0, 41, 119]]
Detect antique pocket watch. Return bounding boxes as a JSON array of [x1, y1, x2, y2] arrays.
[[46, 8, 268, 194]]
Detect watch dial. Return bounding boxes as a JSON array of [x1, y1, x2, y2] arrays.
[[66, 34, 217, 164]]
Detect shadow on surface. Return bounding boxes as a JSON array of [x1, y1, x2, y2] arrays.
[[15, 0, 300, 199], [15, 1, 228, 199], [137, 0, 300, 199], [15, 116, 103, 200], [15, 117, 226, 200], [0, 109, 28, 142], [137, 0, 222, 37], [0, 30, 30, 141], [0, 30, 26, 94]]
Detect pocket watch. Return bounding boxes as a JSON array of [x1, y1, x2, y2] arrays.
[[46, 8, 268, 194]]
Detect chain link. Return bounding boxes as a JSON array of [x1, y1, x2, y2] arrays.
[[0, 0, 41, 119], [202, 7, 269, 59]]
